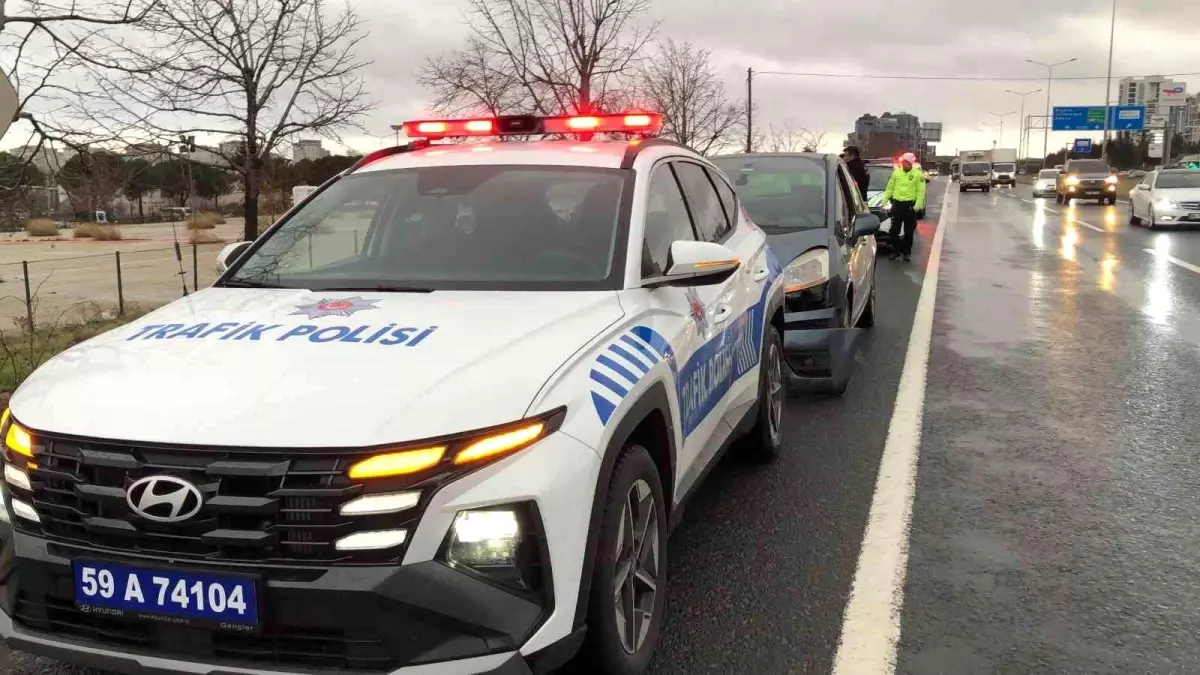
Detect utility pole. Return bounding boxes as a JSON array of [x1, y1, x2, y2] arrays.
[[1028, 57, 1078, 161], [990, 111, 1015, 147], [745, 67, 754, 153], [1101, 0, 1117, 161]]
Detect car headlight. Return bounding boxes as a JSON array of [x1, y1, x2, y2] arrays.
[[1067, 175, 1080, 186], [440, 503, 547, 595], [1104, 175, 1118, 184], [1158, 198, 1179, 209], [783, 248, 829, 294]]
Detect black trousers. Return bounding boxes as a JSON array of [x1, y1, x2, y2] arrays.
[[890, 200, 917, 255]]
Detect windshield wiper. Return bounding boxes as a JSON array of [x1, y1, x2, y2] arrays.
[[219, 279, 285, 289], [318, 285, 434, 293]]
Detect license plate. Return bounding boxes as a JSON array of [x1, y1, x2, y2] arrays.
[[73, 561, 258, 630]]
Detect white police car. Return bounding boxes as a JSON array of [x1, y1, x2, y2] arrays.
[[0, 113, 786, 675]]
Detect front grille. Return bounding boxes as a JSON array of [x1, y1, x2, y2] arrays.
[[19, 434, 421, 565], [1179, 201, 1200, 211], [1081, 179, 1104, 187], [12, 592, 398, 671]]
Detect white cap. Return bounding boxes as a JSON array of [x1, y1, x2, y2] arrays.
[[900, 152, 917, 164]]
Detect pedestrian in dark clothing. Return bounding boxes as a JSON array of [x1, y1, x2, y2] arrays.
[[842, 146, 870, 199]]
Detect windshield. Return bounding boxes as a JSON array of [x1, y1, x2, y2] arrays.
[[1038, 170, 1060, 179], [993, 163, 1015, 173], [1068, 160, 1110, 174], [225, 165, 627, 291], [1156, 172, 1200, 189], [867, 166, 894, 192], [963, 162, 990, 175], [710, 156, 826, 230]]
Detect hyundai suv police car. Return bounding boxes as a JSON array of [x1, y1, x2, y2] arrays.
[[0, 113, 786, 675]]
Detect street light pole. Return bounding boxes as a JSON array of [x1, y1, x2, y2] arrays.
[[1006, 89, 1042, 160], [1027, 57, 1078, 162], [990, 111, 1015, 148], [746, 67, 754, 153], [1101, 0, 1117, 161]]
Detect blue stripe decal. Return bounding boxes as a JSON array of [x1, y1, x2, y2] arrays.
[[590, 370, 629, 398], [592, 391, 618, 425], [620, 334, 661, 365], [630, 326, 675, 362], [597, 354, 640, 385], [609, 344, 650, 374]]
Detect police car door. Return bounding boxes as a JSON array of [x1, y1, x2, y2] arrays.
[[669, 160, 754, 485]]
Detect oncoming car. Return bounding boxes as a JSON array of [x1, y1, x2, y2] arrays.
[[0, 114, 787, 675], [1032, 168, 1060, 198], [710, 153, 879, 395]]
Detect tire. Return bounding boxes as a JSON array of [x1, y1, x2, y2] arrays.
[[984, 186, 991, 193], [1129, 203, 1141, 226], [1097, 199, 1105, 205], [1055, 192, 1064, 204], [577, 444, 667, 675], [857, 272, 876, 329], [1107, 197, 1116, 205], [1147, 207, 1156, 230], [740, 326, 785, 461], [959, 185, 967, 193]]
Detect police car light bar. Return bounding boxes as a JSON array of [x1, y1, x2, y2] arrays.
[[400, 113, 663, 140]]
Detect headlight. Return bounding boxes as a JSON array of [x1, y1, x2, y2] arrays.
[[1158, 198, 1179, 209], [441, 503, 547, 594], [783, 248, 829, 294], [1067, 175, 1080, 186], [1105, 175, 1118, 184]]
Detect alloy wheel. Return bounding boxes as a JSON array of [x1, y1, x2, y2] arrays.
[[613, 478, 660, 655], [766, 341, 784, 444]]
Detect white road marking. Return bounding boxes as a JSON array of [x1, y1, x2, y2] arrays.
[[832, 180, 950, 675], [1021, 198, 1035, 204], [1074, 220, 1107, 233], [1144, 248, 1200, 275]]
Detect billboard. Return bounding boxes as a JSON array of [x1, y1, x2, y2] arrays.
[[1159, 83, 1187, 108], [920, 122, 943, 142], [1072, 138, 1093, 153], [1052, 105, 1145, 131]]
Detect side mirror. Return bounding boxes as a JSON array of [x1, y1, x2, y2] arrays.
[[852, 213, 881, 238], [645, 241, 741, 287], [217, 241, 252, 273]]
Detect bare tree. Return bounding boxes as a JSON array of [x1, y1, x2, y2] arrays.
[[420, 0, 657, 117], [637, 39, 740, 155], [79, 0, 373, 241], [0, 1, 156, 187], [761, 119, 826, 153]]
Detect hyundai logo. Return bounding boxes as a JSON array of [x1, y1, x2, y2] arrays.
[[126, 476, 204, 523]]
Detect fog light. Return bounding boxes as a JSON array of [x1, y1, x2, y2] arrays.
[[334, 529, 407, 551], [1163, 215, 1175, 221], [449, 509, 520, 564], [10, 497, 39, 523], [339, 491, 420, 516], [4, 463, 30, 491]]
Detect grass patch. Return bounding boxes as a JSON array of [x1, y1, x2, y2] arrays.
[[73, 223, 122, 240], [188, 230, 222, 244], [0, 307, 144, 397], [26, 218, 58, 237]]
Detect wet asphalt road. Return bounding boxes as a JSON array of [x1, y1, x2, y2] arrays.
[[10, 178, 1200, 674]]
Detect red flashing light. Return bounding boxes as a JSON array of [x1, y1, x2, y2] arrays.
[[400, 112, 663, 140]]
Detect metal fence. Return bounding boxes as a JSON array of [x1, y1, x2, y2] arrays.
[[0, 242, 227, 332]]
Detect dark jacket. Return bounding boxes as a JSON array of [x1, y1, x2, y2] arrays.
[[845, 157, 869, 198]]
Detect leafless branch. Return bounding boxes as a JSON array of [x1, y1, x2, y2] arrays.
[[637, 39, 741, 155]]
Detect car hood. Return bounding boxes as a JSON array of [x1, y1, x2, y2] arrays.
[[767, 228, 832, 266], [1157, 187, 1200, 202], [12, 288, 623, 447]]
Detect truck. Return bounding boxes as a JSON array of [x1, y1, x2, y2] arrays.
[[958, 150, 993, 192], [990, 148, 1018, 186]]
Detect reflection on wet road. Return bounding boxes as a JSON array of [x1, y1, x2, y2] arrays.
[[898, 182, 1200, 674]]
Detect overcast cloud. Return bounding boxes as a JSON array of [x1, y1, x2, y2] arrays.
[[7, 0, 1198, 157]]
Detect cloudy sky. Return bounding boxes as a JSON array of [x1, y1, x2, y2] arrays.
[[4, 0, 1196, 158], [337, 0, 1198, 157]]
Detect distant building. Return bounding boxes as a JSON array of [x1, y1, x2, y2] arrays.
[[11, 144, 74, 176], [1119, 76, 1187, 133], [292, 139, 329, 162], [846, 111, 930, 160], [1185, 95, 1200, 144]]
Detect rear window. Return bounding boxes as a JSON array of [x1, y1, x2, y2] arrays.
[[225, 165, 628, 291], [1155, 172, 1200, 189], [1068, 160, 1110, 174], [1038, 170, 1060, 179], [710, 156, 826, 230]]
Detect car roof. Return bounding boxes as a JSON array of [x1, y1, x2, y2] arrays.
[[356, 140, 648, 173]]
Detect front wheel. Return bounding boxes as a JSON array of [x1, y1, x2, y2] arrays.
[[741, 326, 785, 461], [1107, 197, 1117, 205], [1056, 192, 1064, 204], [984, 186, 991, 193], [1147, 207, 1156, 230], [577, 445, 667, 675], [857, 275, 876, 329], [1129, 203, 1141, 226]]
